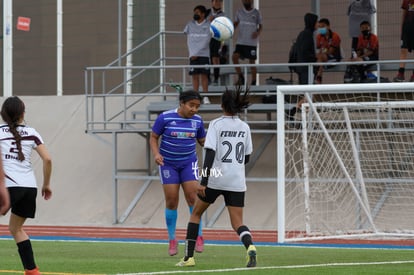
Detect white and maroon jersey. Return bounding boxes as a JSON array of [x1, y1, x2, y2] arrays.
[[204, 116, 253, 192], [0, 124, 44, 188]]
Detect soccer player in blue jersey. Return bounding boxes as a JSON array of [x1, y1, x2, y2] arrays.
[[150, 90, 206, 256], [176, 87, 257, 268]]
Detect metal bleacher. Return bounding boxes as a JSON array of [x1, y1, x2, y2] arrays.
[[85, 30, 414, 225]]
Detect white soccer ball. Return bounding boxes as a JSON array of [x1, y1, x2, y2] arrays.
[[210, 16, 234, 42]]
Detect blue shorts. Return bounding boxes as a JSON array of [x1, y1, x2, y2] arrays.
[[159, 158, 199, 184]]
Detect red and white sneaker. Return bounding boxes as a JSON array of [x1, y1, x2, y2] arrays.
[[195, 236, 204, 253], [168, 239, 178, 256]]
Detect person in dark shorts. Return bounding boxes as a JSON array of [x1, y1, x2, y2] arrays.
[[232, 0, 263, 86], [184, 5, 212, 104], [394, 0, 414, 82], [176, 87, 257, 268], [1, 96, 52, 275], [207, 0, 225, 85]]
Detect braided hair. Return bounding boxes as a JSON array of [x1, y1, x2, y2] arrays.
[[221, 85, 250, 115], [1, 96, 26, 161]]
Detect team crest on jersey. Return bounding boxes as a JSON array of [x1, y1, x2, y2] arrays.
[[191, 121, 197, 129], [163, 169, 171, 179]]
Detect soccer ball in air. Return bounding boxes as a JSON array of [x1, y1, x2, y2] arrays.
[[210, 16, 234, 42]]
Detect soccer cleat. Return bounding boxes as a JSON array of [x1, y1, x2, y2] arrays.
[[24, 267, 40, 275], [195, 235, 204, 253], [175, 257, 195, 267], [168, 239, 178, 256], [246, 245, 257, 268], [393, 72, 405, 82]]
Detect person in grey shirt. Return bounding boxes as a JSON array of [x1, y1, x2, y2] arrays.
[[184, 5, 211, 103], [232, 0, 263, 86]]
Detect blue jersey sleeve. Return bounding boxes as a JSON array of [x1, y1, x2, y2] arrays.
[[152, 113, 165, 136]]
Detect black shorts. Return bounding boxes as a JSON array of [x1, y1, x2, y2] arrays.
[[198, 187, 245, 207], [210, 39, 221, 58], [233, 44, 257, 60], [189, 57, 210, 75], [8, 187, 37, 218], [401, 22, 414, 52]]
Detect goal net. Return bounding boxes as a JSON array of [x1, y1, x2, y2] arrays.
[[276, 82, 414, 243]]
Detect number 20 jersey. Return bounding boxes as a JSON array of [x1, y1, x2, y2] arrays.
[[0, 124, 44, 188], [204, 116, 253, 192]]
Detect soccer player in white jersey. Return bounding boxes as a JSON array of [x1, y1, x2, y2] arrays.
[[232, 0, 263, 86], [150, 90, 206, 256], [176, 87, 257, 268], [0, 96, 52, 275]]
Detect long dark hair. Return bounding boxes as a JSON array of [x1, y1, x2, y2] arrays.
[[1, 96, 25, 161], [221, 86, 250, 115]]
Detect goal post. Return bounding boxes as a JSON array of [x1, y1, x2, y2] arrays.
[[276, 82, 414, 243]]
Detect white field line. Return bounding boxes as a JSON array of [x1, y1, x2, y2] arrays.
[[116, 260, 414, 275], [2, 260, 414, 275]]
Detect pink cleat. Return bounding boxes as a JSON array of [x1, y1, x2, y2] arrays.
[[195, 236, 204, 253], [168, 239, 178, 256]]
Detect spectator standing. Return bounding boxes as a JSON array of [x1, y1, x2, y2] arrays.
[[176, 87, 256, 268], [315, 18, 342, 84], [232, 0, 263, 86], [184, 5, 212, 104], [1, 96, 52, 275], [347, 0, 376, 55], [149, 90, 206, 256], [394, 0, 414, 82], [287, 12, 318, 121], [207, 0, 225, 85]]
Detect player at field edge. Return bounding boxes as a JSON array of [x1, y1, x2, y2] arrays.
[[149, 90, 206, 256], [1, 96, 52, 275], [176, 86, 257, 268]]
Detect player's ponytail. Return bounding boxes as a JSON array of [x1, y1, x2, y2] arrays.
[[221, 86, 250, 115], [1, 96, 26, 161]]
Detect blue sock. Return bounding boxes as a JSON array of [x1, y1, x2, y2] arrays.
[[189, 206, 202, 237], [165, 208, 177, 240]]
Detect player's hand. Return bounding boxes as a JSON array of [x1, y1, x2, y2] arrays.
[[154, 153, 164, 166], [197, 184, 206, 198], [42, 185, 52, 200], [0, 188, 10, 215]]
